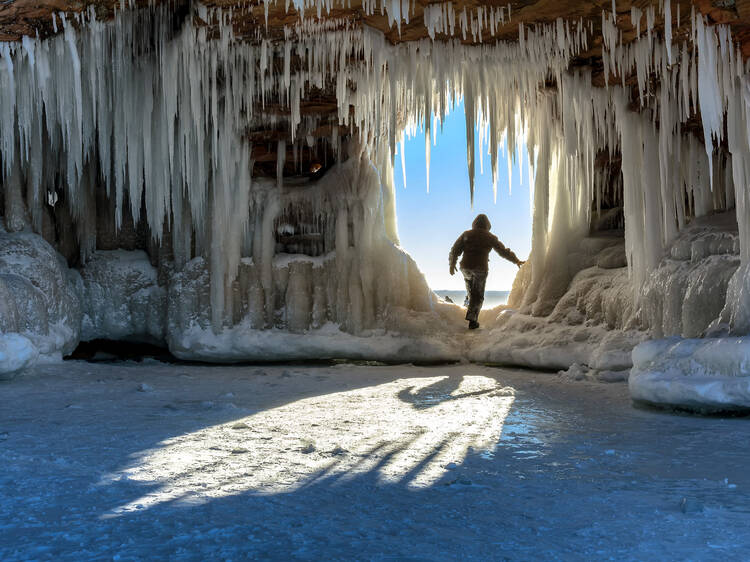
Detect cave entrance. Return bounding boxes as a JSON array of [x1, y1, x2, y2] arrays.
[[393, 102, 533, 309]]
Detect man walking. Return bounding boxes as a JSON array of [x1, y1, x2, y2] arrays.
[[448, 214, 524, 329]]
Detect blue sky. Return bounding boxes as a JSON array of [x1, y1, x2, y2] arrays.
[[393, 102, 533, 291]]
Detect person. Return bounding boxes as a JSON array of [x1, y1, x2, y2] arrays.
[[448, 214, 524, 330]]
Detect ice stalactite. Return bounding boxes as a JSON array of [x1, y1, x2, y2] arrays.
[[0, 5, 587, 342]]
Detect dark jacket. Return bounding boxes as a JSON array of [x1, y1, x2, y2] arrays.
[[449, 214, 522, 272]]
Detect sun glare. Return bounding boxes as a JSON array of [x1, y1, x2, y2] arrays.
[[102, 375, 514, 517]]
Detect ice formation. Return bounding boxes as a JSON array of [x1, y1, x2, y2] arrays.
[[0, 4, 583, 362], [0, 219, 81, 376], [630, 337, 750, 411], [1, 2, 750, 410]]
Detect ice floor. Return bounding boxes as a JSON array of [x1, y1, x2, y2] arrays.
[[2, 361, 750, 560]]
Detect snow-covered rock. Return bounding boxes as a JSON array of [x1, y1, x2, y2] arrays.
[[0, 333, 38, 380], [0, 223, 81, 360], [79, 250, 166, 344], [642, 212, 740, 338], [629, 337, 750, 411]]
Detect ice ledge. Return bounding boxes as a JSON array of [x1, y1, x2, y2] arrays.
[[629, 337, 750, 412], [169, 321, 462, 364]]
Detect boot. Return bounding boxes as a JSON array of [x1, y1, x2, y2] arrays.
[[468, 321, 479, 330]]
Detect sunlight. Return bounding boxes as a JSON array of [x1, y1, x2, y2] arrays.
[[102, 375, 515, 517], [394, 102, 533, 293]]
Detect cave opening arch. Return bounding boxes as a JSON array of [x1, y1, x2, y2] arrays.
[[392, 101, 533, 310]]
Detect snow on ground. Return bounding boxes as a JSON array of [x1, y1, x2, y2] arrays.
[[2, 361, 750, 559]]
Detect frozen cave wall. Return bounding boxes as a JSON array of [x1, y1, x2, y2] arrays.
[[0, 140, 463, 367], [0, 4, 583, 370], [3, 2, 750, 409]]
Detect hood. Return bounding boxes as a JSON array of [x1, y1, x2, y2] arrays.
[[472, 214, 491, 231]]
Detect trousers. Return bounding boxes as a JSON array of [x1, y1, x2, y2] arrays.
[[461, 267, 487, 323]]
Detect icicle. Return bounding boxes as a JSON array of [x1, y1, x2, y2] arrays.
[[425, 95, 431, 193], [277, 140, 286, 190], [664, 0, 672, 65], [399, 135, 406, 189], [696, 16, 722, 188], [464, 76, 475, 205]]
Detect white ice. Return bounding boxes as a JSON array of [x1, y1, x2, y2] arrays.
[[2, 361, 750, 559]]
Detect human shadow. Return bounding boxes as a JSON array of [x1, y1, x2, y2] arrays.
[[397, 375, 501, 409]]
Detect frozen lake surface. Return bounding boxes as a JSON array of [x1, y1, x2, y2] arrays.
[[2, 361, 750, 560], [434, 290, 509, 309]]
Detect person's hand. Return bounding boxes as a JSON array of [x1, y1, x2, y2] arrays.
[[449, 265, 456, 276], [517, 260, 525, 268]]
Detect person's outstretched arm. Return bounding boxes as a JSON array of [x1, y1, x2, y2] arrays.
[[493, 236, 524, 267], [448, 234, 465, 275]]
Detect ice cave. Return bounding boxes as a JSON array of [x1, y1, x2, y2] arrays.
[[2, 0, 750, 413], [7, 2, 750, 558]]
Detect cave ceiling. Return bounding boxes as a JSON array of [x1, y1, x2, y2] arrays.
[[1, 0, 748, 175]]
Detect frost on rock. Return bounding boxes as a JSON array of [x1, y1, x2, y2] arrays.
[[0, 221, 81, 365], [79, 250, 166, 344], [630, 338, 750, 411]]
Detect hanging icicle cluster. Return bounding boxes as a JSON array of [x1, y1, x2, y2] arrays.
[[0, 4, 589, 330], [1, 0, 749, 335]]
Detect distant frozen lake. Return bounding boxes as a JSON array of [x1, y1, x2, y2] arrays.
[[434, 289, 510, 309]]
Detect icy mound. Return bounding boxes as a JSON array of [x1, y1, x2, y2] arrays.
[[79, 250, 166, 343], [472, 237, 646, 371], [0, 333, 38, 380], [642, 212, 740, 338], [630, 338, 750, 412], [470, 310, 645, 372], [0, 223, 81, 361], [170, 321, 461, 363]]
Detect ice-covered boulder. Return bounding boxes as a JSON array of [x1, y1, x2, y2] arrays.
[[641, 212, 740, 338], [629, 338, 750, 412], [0, 333, 38, 380], [475, 244, 645, 372], [79, 250, 167, 343], [0, 223, 81, 359]]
